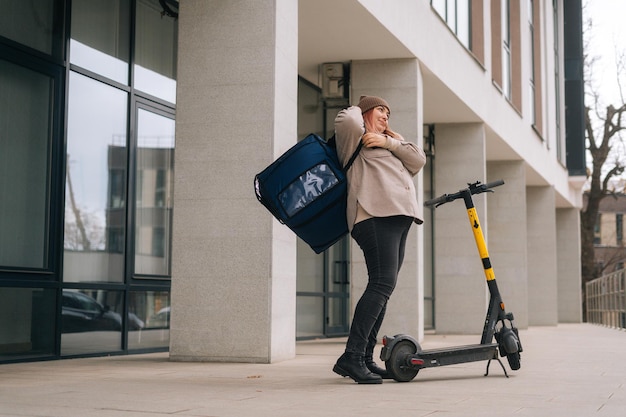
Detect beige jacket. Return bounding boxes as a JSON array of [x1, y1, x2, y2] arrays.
[[334, 106, 426, 230]]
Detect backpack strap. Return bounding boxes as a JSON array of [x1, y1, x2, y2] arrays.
[[327, 134, 363, 172], [343, 141, 364, 172]]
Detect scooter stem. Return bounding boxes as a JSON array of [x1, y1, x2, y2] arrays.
[[463, 192, 495, 283]]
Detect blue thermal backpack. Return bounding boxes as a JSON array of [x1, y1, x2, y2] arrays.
[[254, 133, 361, 253]]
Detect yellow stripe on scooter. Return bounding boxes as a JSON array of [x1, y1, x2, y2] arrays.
[[467, 207, 496, 281], [483, 265, 495, 281]]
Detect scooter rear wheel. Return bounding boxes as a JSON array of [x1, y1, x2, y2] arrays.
[[385, 340, 420, 382]]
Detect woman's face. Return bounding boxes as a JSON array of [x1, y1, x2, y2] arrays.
[[363, 105, 390, 133]]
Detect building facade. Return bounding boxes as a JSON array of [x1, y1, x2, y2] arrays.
[[587, 192, 626, 274], [1, 0, 584, 364]]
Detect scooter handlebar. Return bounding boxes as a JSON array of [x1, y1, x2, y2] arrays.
[[481, 179, 505, 190], [424, 180, 505, 207], [424, 193, 450, 207]]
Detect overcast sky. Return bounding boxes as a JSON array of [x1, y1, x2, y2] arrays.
[[583, 0, 626, 106]]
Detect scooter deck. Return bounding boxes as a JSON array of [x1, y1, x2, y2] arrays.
[[413, 343, 498, 368]]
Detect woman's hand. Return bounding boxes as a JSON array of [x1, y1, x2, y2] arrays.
[[362, 132, 388, 148]]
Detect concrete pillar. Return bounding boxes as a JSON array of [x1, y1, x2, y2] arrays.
[[434, 123, 487, 334], [557, 208, 583, 322], [170, 0, 298, 363], [526, 186, 558, 325], [487, 161, 528, 329], [350, 59, 425, 341]]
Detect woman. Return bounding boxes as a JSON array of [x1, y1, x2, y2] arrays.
[[332, 95, 426, 384]]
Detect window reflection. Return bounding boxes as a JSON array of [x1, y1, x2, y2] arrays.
[[0, 60, 51, 269], [0, 288, 56, 360], [134, 0, 178, 103], [296, 296, 324, 339], [128, 291, 170, 349], [61, 289, 124, 355], [64, 72, 128, 283], [0, 0, 55, 56], [70, 0, 130, 84], [134, 109, 175, 277]]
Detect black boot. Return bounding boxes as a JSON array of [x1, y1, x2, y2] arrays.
[[364, 355, 392, 379], [333, 352, 382, 384]]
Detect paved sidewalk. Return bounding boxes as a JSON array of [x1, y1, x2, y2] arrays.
[[1, 324, 625, 417]]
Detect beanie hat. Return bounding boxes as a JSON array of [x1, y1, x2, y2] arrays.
[[357, 95, 390, 114]]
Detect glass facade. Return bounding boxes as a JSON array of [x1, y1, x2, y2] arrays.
[[0, 60, 53, 269], [70, 0, 131, 84], [128, 290, 170, 349], [0, 288, 56, 360], [0, 0, 177, 363], [0, 0, 60, 57], [61, 289, 124, 355], [134, 0, 178, 103], [64, 72, 128, 283], [134, 109, 175, 277], [554, 0, 563, 162]]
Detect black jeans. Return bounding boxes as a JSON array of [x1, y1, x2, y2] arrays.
[[345, 215, 413, 355]]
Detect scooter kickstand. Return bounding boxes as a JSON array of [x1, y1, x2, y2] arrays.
[[485, 359, 509, 378]]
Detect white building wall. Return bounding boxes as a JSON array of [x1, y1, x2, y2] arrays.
[[487, 162, 529, 329], [557, 208, 583, 322], [526, 186, 558, 326], [433, 123, 488, 333]]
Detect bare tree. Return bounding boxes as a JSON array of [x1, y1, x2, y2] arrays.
[[65, 156, 91, 250], [580, 105, 626, 289], [580, 6, 626, 314], [64, 156, 106, 251]]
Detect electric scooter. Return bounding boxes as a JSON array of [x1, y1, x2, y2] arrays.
[[380, 180, 522, 382]]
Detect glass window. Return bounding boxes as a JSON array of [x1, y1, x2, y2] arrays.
[[431, 0, 470, 49], [70, 0, 131, 84], [0, 287, 56, 360], [553, 0, 562, 161], [128, 290, 170, 349], [297, 77, 324, 139], [296, 296, 324, 338], [0, 59, 52, 269], [134, 0, 178, 103], [0, 0, 56, 56], [63, 72, 128, 283], [134, 108, 175, 277], [325, 238, 350, 336], [529, 0, 536, 125], [423, 126, 435, 330], [502, 0, 512, 99], [432, 0, 446, 19], [456, 1, 470, 47], [61, 289, 124, 355], [296, 241, 325, 294]]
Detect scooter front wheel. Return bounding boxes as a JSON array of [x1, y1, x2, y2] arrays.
[[507, 351, 521, 370], [385, 339, 420, 382]]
